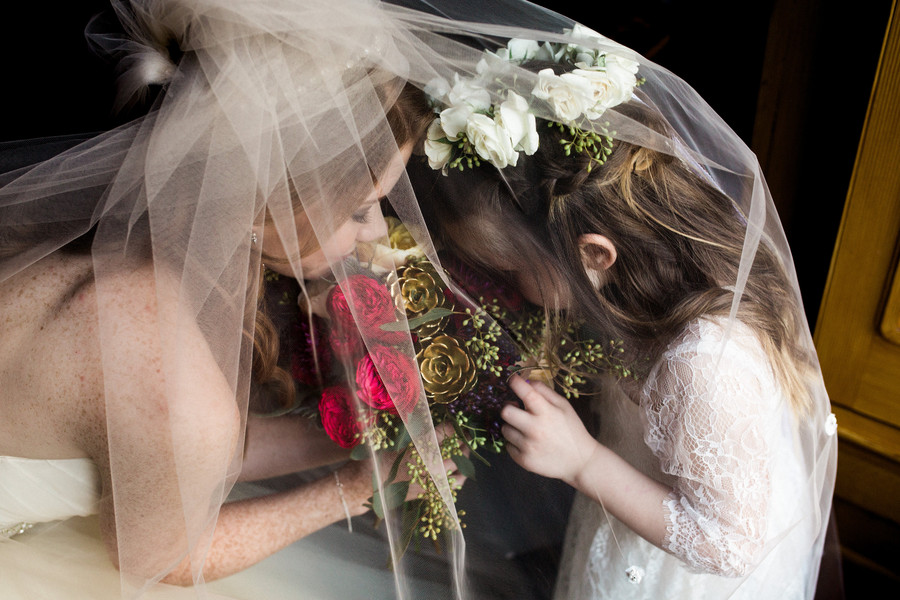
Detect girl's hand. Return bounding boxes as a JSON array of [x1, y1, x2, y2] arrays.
[[501, 375, 599, 486]]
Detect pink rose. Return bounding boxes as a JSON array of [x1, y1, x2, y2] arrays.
[[318, 386, 361, 449], [355, 345, 421, 415]]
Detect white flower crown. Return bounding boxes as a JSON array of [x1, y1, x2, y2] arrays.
[[424, 25, 640, 174]]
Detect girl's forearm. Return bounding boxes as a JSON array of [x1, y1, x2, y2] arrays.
[[571, 442, 670, 549]]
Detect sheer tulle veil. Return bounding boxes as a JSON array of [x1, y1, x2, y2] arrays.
[[0, 1, 836, 598]]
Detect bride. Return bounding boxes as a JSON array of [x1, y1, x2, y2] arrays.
[[1, 1, 837, 599], [0, 1, 449, 598]]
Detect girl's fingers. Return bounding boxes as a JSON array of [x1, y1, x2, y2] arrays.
[[500, 401, 531, 429], [529, 379, 569, 408], [509, 374, 548, 413], [501, 424, 524, 449]]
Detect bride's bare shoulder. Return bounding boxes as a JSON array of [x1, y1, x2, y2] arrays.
[[0, 254, 238, 459]]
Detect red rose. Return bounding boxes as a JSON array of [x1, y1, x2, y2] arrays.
[[327, 274, 398, 334], [355, 346, 421, 415], [319, 386, 361, 449], [328, 321, 366, 363]]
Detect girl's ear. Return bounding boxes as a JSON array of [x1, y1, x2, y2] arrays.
[[578, 233, 617, 286]]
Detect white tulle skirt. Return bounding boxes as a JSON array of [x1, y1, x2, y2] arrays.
[[0, 483, 454, 600]]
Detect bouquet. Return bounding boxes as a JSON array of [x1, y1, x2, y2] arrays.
[[280, 217, 631, 551]]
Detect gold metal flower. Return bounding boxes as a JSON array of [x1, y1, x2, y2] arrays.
[[398, 263, 450, 338], [416, 335, 478, 404]]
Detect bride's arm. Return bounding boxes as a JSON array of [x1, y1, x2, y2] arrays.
[[239, 414, 350, 482], [90, 270, 372, 586], [164, 460, 371, 585]]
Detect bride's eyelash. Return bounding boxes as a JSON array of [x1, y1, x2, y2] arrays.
[[352, 206, 373, 224], [352, 197, 386, 224]]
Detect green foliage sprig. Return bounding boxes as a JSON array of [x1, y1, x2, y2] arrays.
[[461, 303, 505, 376], [552, 121, 614, 172], [557, 334, 633, 399]]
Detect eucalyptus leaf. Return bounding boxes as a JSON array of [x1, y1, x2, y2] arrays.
[[451, 454, 477, 480], [387, 500, 424, 569], [349, 444, 369, 461], [385, 480, 411, 510], [371, 489, 385, 519], [372, 480, 411, 518], [392, 423, 412, 450], [399, 500, 424, 555], [386, 444, 409, 484]]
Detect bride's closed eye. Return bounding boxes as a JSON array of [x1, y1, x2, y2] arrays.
[[352, 198, 385, 224], [351, 204, 374, 224]]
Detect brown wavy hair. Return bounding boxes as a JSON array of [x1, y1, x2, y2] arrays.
[[421, 97, 815, 414]]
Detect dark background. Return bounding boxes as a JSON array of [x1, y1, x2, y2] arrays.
[[0, 1, 775, 144], [3, 0, 889, 322]]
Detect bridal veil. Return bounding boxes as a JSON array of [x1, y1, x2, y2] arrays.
[[0, 1, 836, 598]]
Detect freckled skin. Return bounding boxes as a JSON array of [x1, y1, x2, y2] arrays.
[[0, 143, 442, 585], [0, 253, 102, 459], [0, 252, 372, 584]]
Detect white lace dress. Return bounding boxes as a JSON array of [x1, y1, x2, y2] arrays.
[[554, 318, 818, 600]]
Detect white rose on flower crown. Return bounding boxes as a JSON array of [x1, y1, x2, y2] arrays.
[[606, 57, 640, 101], [424, 120, 454, 171], [439, 104, 475, 140], [606, 52, 640, 76], [569, 23, 605, 41], [424, 76, 451, 103], [447, 73, 492, 110], [467, 113, 518, 168], [497, 91, 539, 155], [499, 38, 541, 62], [572, 65, 637, 118], [532, 68, 594, 123]]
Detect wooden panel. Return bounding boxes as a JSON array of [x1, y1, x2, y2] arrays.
[[815, 0, 900, 434], [835, 439, 900, 525], [833, 405, 900, 464], [881, 260, 900, 343]]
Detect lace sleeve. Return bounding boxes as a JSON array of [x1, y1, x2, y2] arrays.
[[641, 319, 779, 577]]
